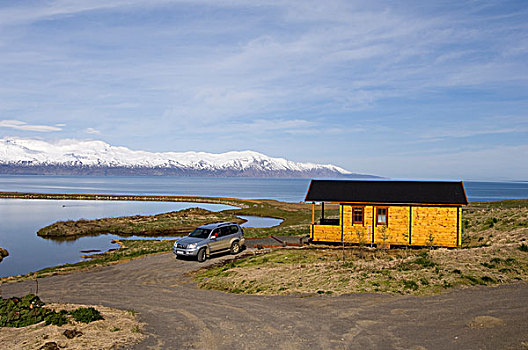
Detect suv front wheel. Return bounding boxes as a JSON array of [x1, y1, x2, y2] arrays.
[[230, 241, 241, 255], [197, 248, 207, 262]]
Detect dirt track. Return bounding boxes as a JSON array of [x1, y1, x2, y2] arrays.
[[2, 253, 528, 349]]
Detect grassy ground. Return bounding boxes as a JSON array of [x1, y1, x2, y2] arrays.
[[196, 199, 528, 296], [38, 208, 245, 238]]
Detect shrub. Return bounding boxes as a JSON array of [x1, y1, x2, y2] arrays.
[[413, 252, 436, 268], [519, 243, 528, 252], [485, 217, 498, 228], [69, 307, 104, 323], [402, 280, 419, 290], [0, 294, 57, 328], [45, 312, 68, 326], [505, 258, 516, 265], [463, 275, 486, 285], [480, 276, 496, 284], [480, 262, 495, 269]]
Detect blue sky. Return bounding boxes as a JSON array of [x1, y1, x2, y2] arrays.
[[0, 0, 527, 180]]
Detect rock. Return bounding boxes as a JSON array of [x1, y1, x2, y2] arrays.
[[40, 342, 59, 350], [0, 247, 8, 258], [63, 328, 83, 339]]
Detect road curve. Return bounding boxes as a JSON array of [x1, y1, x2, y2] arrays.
[[2, 253, 528, 349]]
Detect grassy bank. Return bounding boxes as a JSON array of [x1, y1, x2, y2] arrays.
[[196, 199, 528, 296], [38, 208, 245, 238], [1, 239, 175, 283], [0, 192, 247, 208]]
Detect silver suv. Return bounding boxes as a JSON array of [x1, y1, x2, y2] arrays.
[[173, 222, 245, 262]]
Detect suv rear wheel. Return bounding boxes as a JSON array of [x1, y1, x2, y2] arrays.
[[197, 248, 207, 262], [230, 241, 241, 255]]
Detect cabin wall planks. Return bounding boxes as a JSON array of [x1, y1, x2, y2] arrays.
[[312, 204, 461, 247]]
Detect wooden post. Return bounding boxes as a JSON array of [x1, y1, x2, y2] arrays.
[[312, 202, 315, 225], [372, 207, 375, 245], [409, 206, 413, 246], [457, 207, 461, 246], [340, 204, 344, 243], [321, 202, 325, 220]]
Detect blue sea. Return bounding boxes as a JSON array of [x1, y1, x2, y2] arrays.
[[0, 175, 527, 277], [1, 175, 527, 202]]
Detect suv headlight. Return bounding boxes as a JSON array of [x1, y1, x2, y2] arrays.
[[187, 243, 197, 249]]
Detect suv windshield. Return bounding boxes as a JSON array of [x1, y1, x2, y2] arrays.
[[189, 228, 211, 239]]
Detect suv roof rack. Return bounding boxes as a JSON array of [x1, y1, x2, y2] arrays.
[[200, 221, 237, 228]]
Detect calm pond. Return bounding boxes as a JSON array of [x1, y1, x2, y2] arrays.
[[0, 199, 237, 277], [239, 216, 283, 228]]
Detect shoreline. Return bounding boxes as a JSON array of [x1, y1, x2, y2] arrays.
[[4, 193, 527, 295], [0, 193, 313, 282], [0, 191, 250, 208]]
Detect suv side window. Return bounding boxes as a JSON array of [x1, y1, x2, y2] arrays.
[[218, 226, 231, 237], [211, 228, 220, 238], [230, 225, 239, 234]]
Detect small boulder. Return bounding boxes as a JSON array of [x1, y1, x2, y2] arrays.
[[63, 328, 83, 339], [0, 247, 8, 258], [40, 342, 59, 350]]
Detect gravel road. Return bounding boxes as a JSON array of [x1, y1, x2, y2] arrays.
[[2, 253, 528, 349]]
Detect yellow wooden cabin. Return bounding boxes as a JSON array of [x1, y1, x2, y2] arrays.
[[305, 180, 468, 248]]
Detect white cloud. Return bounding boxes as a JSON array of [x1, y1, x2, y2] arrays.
[[0, 120, 62, 132], [406, 116, 528, 144], [85, 127, 101, 134]]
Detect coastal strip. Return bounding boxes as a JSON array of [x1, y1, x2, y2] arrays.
[[0, 191, 248, 208]]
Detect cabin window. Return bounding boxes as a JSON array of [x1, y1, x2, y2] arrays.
[[352, 207, 364, 225], [376, 207, 388, 225]]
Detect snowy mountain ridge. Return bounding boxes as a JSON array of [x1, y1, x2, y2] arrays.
[[0, 137, 374, 178]]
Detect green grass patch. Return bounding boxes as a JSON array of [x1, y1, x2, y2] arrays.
[[0, 294, 107, 328], [402, 279, 419, 291], [45, 312, 69, 326], [69, 307, 104, 323], [0, 294, 53, 327]]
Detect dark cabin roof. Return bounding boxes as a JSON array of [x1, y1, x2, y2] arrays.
[[305, 180, 468, 205]]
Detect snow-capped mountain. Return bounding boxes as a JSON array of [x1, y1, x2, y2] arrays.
[[0, 137, 376, 178]]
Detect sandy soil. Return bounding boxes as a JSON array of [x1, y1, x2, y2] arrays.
[[0, 303, 145, 349]]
